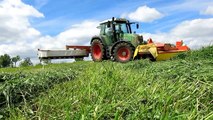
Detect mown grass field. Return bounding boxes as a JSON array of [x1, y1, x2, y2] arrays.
[[0, 46, 213, 120]]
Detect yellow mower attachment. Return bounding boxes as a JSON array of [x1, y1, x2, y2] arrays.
[[133, 40, 190, 61], [133, 43, 158, 59]]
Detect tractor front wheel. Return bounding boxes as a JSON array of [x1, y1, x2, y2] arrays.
[[113, 43, 134, 63], [91, 40, 105, 62]]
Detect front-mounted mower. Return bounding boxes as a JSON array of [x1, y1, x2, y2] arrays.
[[38, 17, 190, 62]]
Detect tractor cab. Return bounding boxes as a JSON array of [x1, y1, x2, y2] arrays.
[[97, 18, 142, 47]]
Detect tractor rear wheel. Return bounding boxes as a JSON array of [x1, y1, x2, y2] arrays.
[[113, 42, 134, 63], [91, 40, 105, 62]]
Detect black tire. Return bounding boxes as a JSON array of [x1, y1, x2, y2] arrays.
[[91, 39, 105, 62], [113, 42, 134, 63], [104, 48, 110, 60]]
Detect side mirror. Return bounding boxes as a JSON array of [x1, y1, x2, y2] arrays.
[[107, 21, 111, 28], [136, 23, 139, 29]]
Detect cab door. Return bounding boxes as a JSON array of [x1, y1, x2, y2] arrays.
[[99, 23, 115, 46]]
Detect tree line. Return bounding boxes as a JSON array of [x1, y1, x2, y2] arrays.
[[0, 54, 33, 68]]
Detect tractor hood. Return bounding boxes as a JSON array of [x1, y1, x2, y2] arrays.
[[122, 33, 143, 47]]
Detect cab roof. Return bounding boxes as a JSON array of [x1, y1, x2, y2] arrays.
[[100, 18, 128, 24]]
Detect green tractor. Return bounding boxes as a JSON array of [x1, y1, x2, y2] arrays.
[[38, 17, 190, 62], [90, 17, 143, 63]]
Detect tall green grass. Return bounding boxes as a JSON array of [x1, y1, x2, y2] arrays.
[[1, 46, 213, 119], [0, 63, 84, 118]]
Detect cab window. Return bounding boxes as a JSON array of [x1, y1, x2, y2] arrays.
[[99, 24, 105, 35], [115, 23, 128, 33]]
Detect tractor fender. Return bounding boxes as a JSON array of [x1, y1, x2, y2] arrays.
[[110, 40, 135, 55], [90, 36, 105, 45]]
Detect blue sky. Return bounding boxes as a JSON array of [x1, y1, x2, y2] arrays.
[[0, 0, 212, 63], [22, 0, 212, 35]]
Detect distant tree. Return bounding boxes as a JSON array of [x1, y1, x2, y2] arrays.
[[20, 57, 33, 67], [11, 55, 21, 67], [0, 54, 11, 68]]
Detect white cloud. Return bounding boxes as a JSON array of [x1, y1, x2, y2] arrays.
[[142, 18, 213, 49], [56, 21, 99, 46], [122, 5, 164, 22], [31, 20, 99, 52], [0, 0, 43, 42], [159, 0, 213, 14], [201, 6, 213, 15], [171, 19, 213, 38]]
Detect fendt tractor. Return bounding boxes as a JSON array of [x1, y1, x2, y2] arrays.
[[38, 17, 190, 62]]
